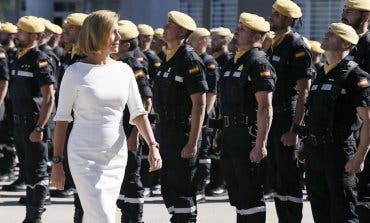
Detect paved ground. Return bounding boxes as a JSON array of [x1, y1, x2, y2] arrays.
[[0, 186, 314, 223]]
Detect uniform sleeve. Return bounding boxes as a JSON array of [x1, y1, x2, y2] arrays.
[[251, 58, 275, 93], [134, 68, 153, 98], [184, 60, 209, 95], [290, 43, 313, 81], [126, 66, 147, 124], [35, 53, 55, 87], [350, 69, 370, 107], [53, 67, 77, 122], [205, 58, 219, 94], [0, 50, 9, 81]]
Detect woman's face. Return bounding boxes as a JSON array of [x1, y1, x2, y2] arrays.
[[105, 23, 121, 54]]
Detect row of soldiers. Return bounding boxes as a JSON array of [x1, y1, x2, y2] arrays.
[[0, 0, 370, 223]]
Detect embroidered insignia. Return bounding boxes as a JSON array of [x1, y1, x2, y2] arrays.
[[295, 51, 306, 59], [0, 52, 6, 59], [237, 65, 243, 71], [134, 70, 144, 78], [38, 60, 49, 68], [188, 65, 200, 75], [357, 78, 369, 88], [260, 70, 271, 78], [207, 63, 216, 70], [154, 62, 161, 67], [136, 57, 144, 62]]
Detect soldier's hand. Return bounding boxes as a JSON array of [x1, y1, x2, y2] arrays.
[[29, 131, 43, 142], [345, 155, 365, 173], [148, 146, 162, 172], [280, 131, 298, 147], [249, 145, 267, 163], [51, 163, 65, 190], [181, 143, 197, 159]]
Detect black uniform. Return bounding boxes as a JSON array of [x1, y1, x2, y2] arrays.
[[116, 51, 152, 223], [9, 47, 54, 219], [0, 46, 14, 181], [153, 44, 208, 223], [194, 52, 219, 198], [348, 31, 370, 222], [304, 59, 370, 222], [143, 49, 161, 83], [267, 31, 312, 223], [218, 48, 275, 223]]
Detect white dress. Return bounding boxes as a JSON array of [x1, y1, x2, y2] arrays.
[[54, 61, 146, 223]]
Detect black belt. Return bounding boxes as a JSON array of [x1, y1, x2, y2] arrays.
[[13, 114, 37, 125], [208, 114, 249, 128]]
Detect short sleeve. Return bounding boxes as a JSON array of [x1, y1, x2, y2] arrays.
[[350, 68, 370, 107], [184, 60, 209, 95], [127, 68, 147, 124], [251, 58, 276, 93], [290, 44, 313, 81], [35, 52, 55, 87], [0, 51, 9, 81], [53, 67, 77, 122], [205, 58, 219, 94]]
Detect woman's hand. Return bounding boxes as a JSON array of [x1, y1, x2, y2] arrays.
[[148, 145, 162, 172], [51, 163, 66, 190]]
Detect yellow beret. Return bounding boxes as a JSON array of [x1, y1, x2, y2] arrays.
[[239, 12, 270, 33], [0, 22, 17, 34], [118, 20, 136, 27], [65, 13, 88, 26], [309, 40, 324, 54], [154, 28, 164, 39], [345, 0, 370, 11], [190, 27, 210, 39], [210, 27, 232, 37], [39, 18, 55, 32], [168, 11, 196, 31], [17, 16, 45, 33], [329, 23, 359, 45], [137, 24, 154, 35], [119, 23, 139, 41], [272, 0, 302, 19], [52, 24, 63, 35]]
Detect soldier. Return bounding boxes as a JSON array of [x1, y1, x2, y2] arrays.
[[151, 28, 166, 62], [210, 27, 233, 69], [304, 22, 370, 223], [153, 11, 208, 222], [56, 12, 87, 223], [188, 27, 219, 203], [267, 0, 313, 222], [138, 24, 162, 82], [308, 40, 324, 79], [9, 16, 55, 222], [262, 31, 275, 52], [0, 22, 17, 184], [113, 21, 152, 223], [47, 24, 63, 59], [341, 1, 370, 221], [217, 13, 275, 223]]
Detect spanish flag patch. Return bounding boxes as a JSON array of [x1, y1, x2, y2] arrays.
[[357, 78, 369, 88], [134, 70, 144, 78], [136, 57, 144, 62], [154, 62, 161, 68], [188, 65, 200, 75], [295, 51, 306, 59], [207, 63, 216, 70], [0, 52, 5, 59], [38, 60, 49, 68], [260, 70, 271, 78]]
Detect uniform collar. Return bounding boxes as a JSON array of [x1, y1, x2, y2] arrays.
[[271, 30, 292, 51], [17, 46, 35, 59], [166, 45, 181, 62], [323, 61, 341, 75]]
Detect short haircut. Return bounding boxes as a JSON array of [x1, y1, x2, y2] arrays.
[[77, 10, 119, 55]]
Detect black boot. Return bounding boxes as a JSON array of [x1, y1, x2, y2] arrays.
[[22, 206, 31, 223], [28, 206, 45, 223], [73, 208, 84, 223]]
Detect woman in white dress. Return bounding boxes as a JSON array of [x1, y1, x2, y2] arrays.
[[51, 10, 162, 223]]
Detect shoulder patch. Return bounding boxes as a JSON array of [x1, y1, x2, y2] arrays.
[[207, 63, 216, 70], [357, 78, 369, 88], [38, 59, 49, 68], [0, 52, 6, 59], [136, 57, 144, 62], [295, 51, 306, 59], [237, 65, 243, 71], [134, 70, 145, 78], [188, 65, 201, 75], [260, 69, 271, 78], [154, 62, 161, 68]]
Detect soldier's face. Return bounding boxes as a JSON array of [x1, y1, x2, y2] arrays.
[[63, 24, 80, 44], [234, 23, 253, 47], [321, 30, 343, 51], [211, 34, 224, 51], [269, 9, 287, 32], [151, 36, 165, 51], [15, 29, 32, 47], [163, 21, 182, 42], [341, 6, 363, 29]]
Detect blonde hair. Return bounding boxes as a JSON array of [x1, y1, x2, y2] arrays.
[[77, 10, 119, 55]]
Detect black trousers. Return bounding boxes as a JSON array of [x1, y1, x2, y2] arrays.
[[268, 111, 303, 223], [158, 121, 197, 223], [13, 119, 49, 207], [305, 140, 358, 223], [117, 149, 145, 223], [357, 157, 370, 223], [194, 127, 212, 194], [221, 126, 265, 223]]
